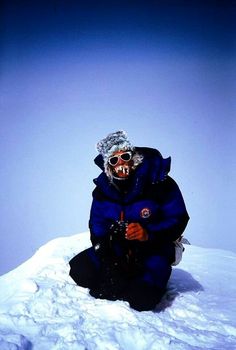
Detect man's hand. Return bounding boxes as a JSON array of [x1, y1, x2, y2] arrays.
[[125, 223, 148, 241]]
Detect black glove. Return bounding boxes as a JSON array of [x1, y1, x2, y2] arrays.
[[91, 234, 111, 260]]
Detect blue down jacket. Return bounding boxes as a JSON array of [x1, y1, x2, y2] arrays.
[[89, 147, 189, 263]]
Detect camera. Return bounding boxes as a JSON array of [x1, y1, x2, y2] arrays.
[[109, 220, 128, 243]]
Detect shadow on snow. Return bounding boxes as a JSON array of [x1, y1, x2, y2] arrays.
[[154, 268, 204, 312]]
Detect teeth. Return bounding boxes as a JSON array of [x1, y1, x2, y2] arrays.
[[114, 165, 129, 175]]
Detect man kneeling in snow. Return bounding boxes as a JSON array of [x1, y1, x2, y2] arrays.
[[69, 131, 189, 311]]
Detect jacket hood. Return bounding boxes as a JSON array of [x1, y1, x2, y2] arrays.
[[94, 147, 170, 181]]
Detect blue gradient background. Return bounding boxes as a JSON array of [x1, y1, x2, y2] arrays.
[[0, 1, 235, 275]]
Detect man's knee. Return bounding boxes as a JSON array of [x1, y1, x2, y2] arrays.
[[69, 248, 98, 288]]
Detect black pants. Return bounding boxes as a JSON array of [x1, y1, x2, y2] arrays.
[[69, 247, 172, 311]]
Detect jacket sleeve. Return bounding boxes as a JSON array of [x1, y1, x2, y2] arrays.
[[89, 188, 113, 259], [146, 177, 189, 243]]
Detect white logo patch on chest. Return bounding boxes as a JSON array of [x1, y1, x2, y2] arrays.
[[140, 207, 151, 218]]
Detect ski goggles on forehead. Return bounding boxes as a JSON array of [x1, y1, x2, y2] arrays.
[[108, 151, 133, 166]]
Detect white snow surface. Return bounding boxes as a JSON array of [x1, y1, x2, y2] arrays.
[[0, 232, 236, 350]]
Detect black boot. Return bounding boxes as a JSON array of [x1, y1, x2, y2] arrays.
[[122, 280, 165, 311]]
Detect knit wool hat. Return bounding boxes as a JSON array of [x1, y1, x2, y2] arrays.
[[96, 130, 134, 161]]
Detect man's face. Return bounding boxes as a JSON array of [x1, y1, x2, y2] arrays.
[[108, 150, 133, 179]]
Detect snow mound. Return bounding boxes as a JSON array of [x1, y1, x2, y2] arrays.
[[0, 232, 236, 350]]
